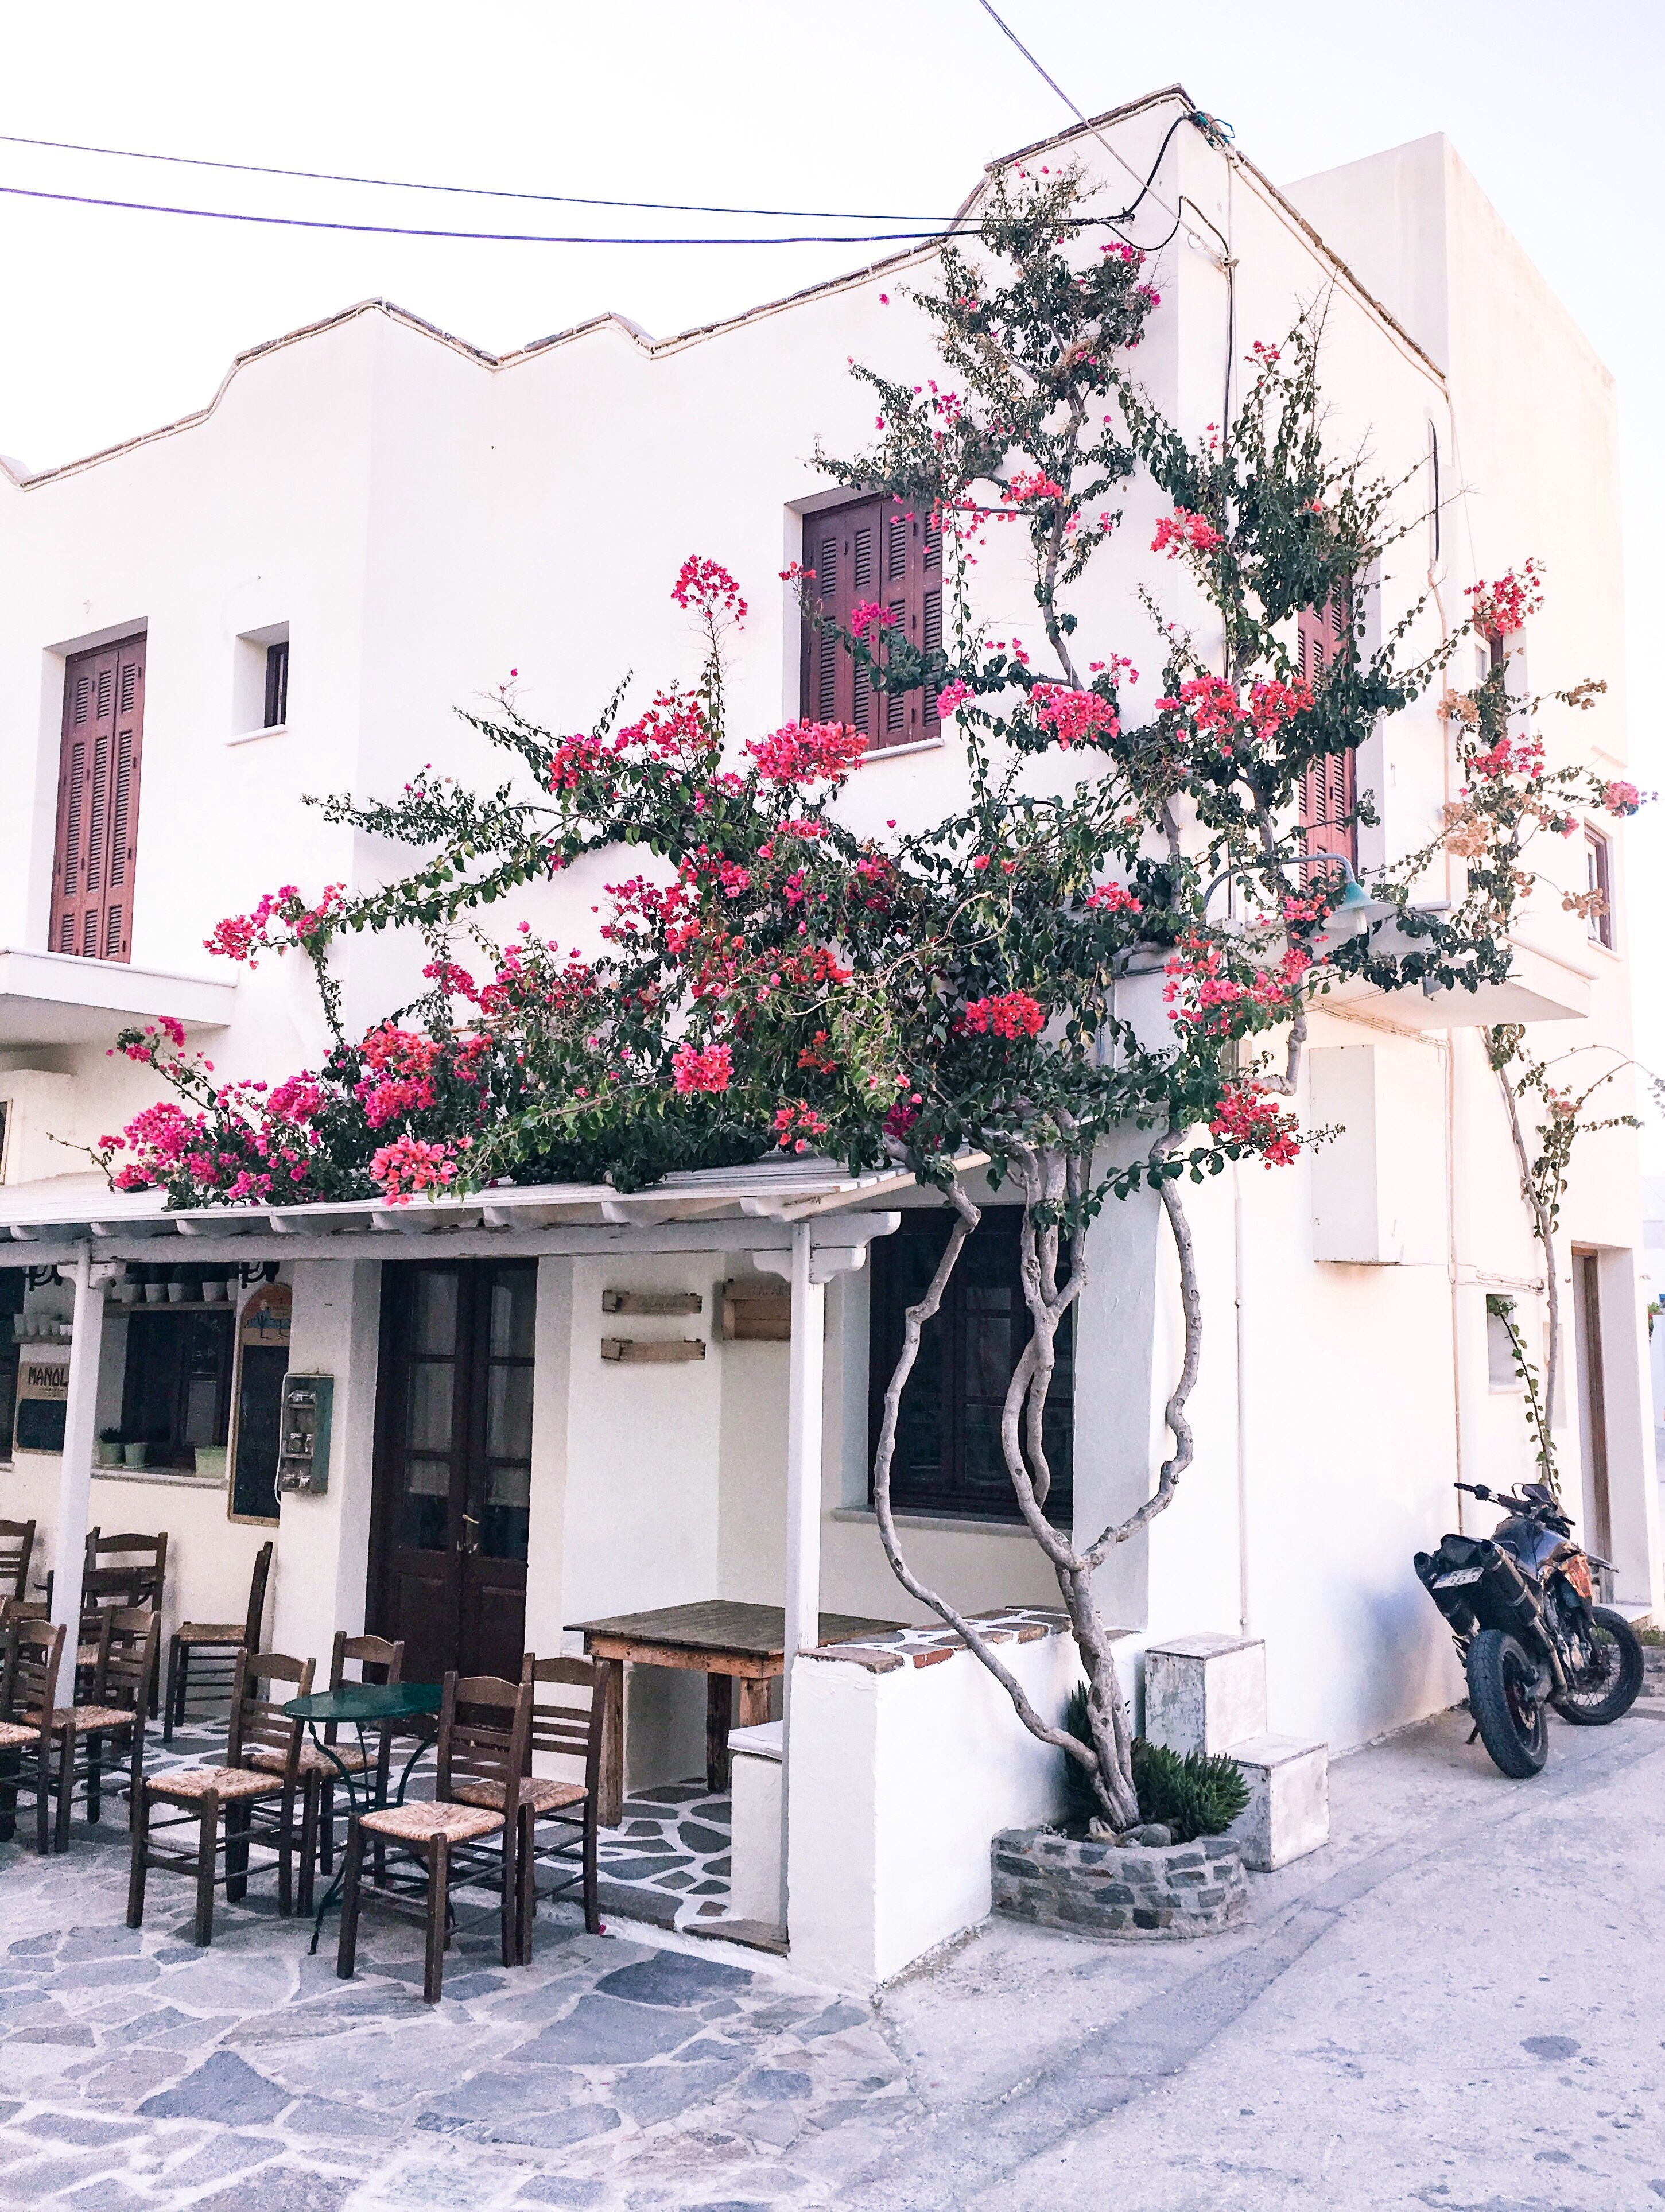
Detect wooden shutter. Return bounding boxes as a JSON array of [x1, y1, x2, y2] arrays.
[[801, 497, 941, 752], [52, 635, 144, 963], [1296, 592, 1356, 872]]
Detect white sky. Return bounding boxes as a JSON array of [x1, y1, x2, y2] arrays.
[[2, 0, 1659, 1139]]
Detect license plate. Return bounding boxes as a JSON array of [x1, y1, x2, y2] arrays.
[[1434, 1567, 1483, 1589]]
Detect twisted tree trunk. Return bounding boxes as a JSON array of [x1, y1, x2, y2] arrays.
[[868, 1132, 1204, 1829]]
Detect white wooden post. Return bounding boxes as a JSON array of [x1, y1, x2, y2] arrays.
[[779, 1217, 825, 1931], [51, 1247, 110, 1637]]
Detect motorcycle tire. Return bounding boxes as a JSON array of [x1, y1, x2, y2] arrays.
[[1552, 1606, 1644, 1726], [1466, 1629, 1548, 1779]]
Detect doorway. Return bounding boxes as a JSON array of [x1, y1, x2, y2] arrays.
[[1572, 1251, 1613, 1562], [368, 1260, 536, 1682]]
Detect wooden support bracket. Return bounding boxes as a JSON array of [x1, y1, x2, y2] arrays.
[[599, 1336, 707, 1364]]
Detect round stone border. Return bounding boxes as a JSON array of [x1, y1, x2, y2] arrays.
[[991, 1822, 1248, 1939]]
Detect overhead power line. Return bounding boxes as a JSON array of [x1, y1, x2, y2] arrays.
[[0, 128, 969, 226], [0, 179, 1008, 245]]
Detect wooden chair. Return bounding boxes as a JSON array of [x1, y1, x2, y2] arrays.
[[80, 1530, 168, 1716], [337, 1672, 529, 2003], [0, 1616, 67, 1853], [316, 1632, 406, 1877], [0, 1520, 36, 1604], [128, 1648, 316, 1946], [514, 1655, 611, 1953], [163, 1539, 272, 1743], [49, 1606, 160, 1851]]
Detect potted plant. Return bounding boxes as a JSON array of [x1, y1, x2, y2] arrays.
[[95, 1427, 122, 1468], [122, 1439, 151, 1469], [193, 1443, 228, 1480]]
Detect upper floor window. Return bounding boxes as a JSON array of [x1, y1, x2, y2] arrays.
[[52, 634, 145, 964], [1297, 588, 1356, 874], [263, 638, 289, 729], [801, 495, 942, 752], [1585, 826, 1614, 950], [868, 1209, 1074, 1524]]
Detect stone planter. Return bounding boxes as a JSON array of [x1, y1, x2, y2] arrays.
[[992, 1824, 1247, 1939]]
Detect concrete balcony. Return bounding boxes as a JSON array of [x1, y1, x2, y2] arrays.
[[0, 946, 238, 1048], [1325, 927, 1596, 1030]]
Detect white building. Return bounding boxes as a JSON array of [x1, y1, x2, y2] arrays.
[[0, 89, 1656, 1988]]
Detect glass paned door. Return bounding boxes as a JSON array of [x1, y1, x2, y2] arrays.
[[371, 1260, 535, 1682]]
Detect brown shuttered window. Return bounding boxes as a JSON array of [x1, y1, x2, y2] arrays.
[[802, 495, 942, 752], [1296, 591, 1356, 872], [52, 635, 145, 964]]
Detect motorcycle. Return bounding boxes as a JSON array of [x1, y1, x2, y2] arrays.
[[1414, 1479, 1643, 1778]]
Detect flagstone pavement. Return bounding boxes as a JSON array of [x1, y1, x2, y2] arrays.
[[0, 1809, 908, 2212], [5, 1702, 1665, 2210]]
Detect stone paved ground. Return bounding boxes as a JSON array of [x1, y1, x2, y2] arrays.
[[4, 1698, 1665, 2210]]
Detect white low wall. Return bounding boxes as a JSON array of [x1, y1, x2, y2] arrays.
[[785, 1615, 1081, 1990]]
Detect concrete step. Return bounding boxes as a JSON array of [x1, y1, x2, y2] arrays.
[[1225, 1733, 1330, 1871], [1145, 1633, 1268, 1756]]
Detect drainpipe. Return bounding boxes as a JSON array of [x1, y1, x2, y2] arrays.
[[1233, 1163, 1252, 1637], [51, 1246, 111, 1637], [779, 1217, 825, 1935]]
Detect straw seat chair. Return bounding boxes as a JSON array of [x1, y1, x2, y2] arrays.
[[163, 1540, 272, 1742], [48, 1605, 160, 1850], [129, 1648, 316, 1946], [337, 1671, 529, 2003], [0, 1615, 67, 1853], [510, 1654, 611, 1953]]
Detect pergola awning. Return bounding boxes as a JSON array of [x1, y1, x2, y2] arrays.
[[0, 1156, 979, 1267]]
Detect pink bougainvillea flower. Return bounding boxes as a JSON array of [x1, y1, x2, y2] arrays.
[[960, 992, 1045, 1041], [1085, 882, 1142, 915], [745, 721, 866, 785], [848, 601, 898, 642], [1151, 508, 1225, 558], [672, 1042, 733, 1095], [1209, 1082, 1302, 1167]]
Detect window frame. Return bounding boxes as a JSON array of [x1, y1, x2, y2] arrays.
[[866, 1208, 1074, 1526], [799, 492, 942, 755], [263, 638, 290, 730], [1584, 824, 1614, 951], [118, 1307, 235, 1469]]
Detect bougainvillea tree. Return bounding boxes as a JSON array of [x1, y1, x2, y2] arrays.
[[94, 170, 1639, 1831]]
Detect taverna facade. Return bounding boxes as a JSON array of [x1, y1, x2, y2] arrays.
[[0, 89, 1656, 1988]]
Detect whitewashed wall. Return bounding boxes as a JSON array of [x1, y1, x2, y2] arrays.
[[1, 91, 1653, 1775]]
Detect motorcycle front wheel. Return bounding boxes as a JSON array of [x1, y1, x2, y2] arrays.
[[1553, 1606, 1644, 1725], [1466, 1629, 1548, 1778]]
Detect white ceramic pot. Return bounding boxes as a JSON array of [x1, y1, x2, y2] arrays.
[[166, 1283, 185, 1303], [144, 1285, 165, 1304]]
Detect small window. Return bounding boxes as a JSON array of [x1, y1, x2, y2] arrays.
[[263, 639, 289, 729], [868, 1210, 1073, 1523], [1585, 827, 1613, 950], [1486, 1297, 1520, 1391], [231, 622, 289, 742], [119, 1308, 234, 1468]]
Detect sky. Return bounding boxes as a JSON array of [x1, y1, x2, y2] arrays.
[[1, 0, 1660, 1127]]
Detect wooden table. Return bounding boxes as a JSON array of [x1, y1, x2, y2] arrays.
[[573, 1600, 901, 1825]]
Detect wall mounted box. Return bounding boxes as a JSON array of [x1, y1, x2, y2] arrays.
[[275, 1372, 333, 1495], [1307, 1043, 1445, 1265], [720, 1280, 791, 1341]]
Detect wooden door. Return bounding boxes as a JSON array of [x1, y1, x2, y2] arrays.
[[369, 1260, 534, 1682], [52, 635, 145, 961]]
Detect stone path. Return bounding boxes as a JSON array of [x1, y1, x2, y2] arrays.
[[0, 1815, 909, 2210], [4, 1702, 1665, 2209]]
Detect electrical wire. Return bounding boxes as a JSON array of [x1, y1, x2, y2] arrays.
[[0, 178, 1046, 246], [0, 128, 971, 225], [973, 0, 1230, 255]]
